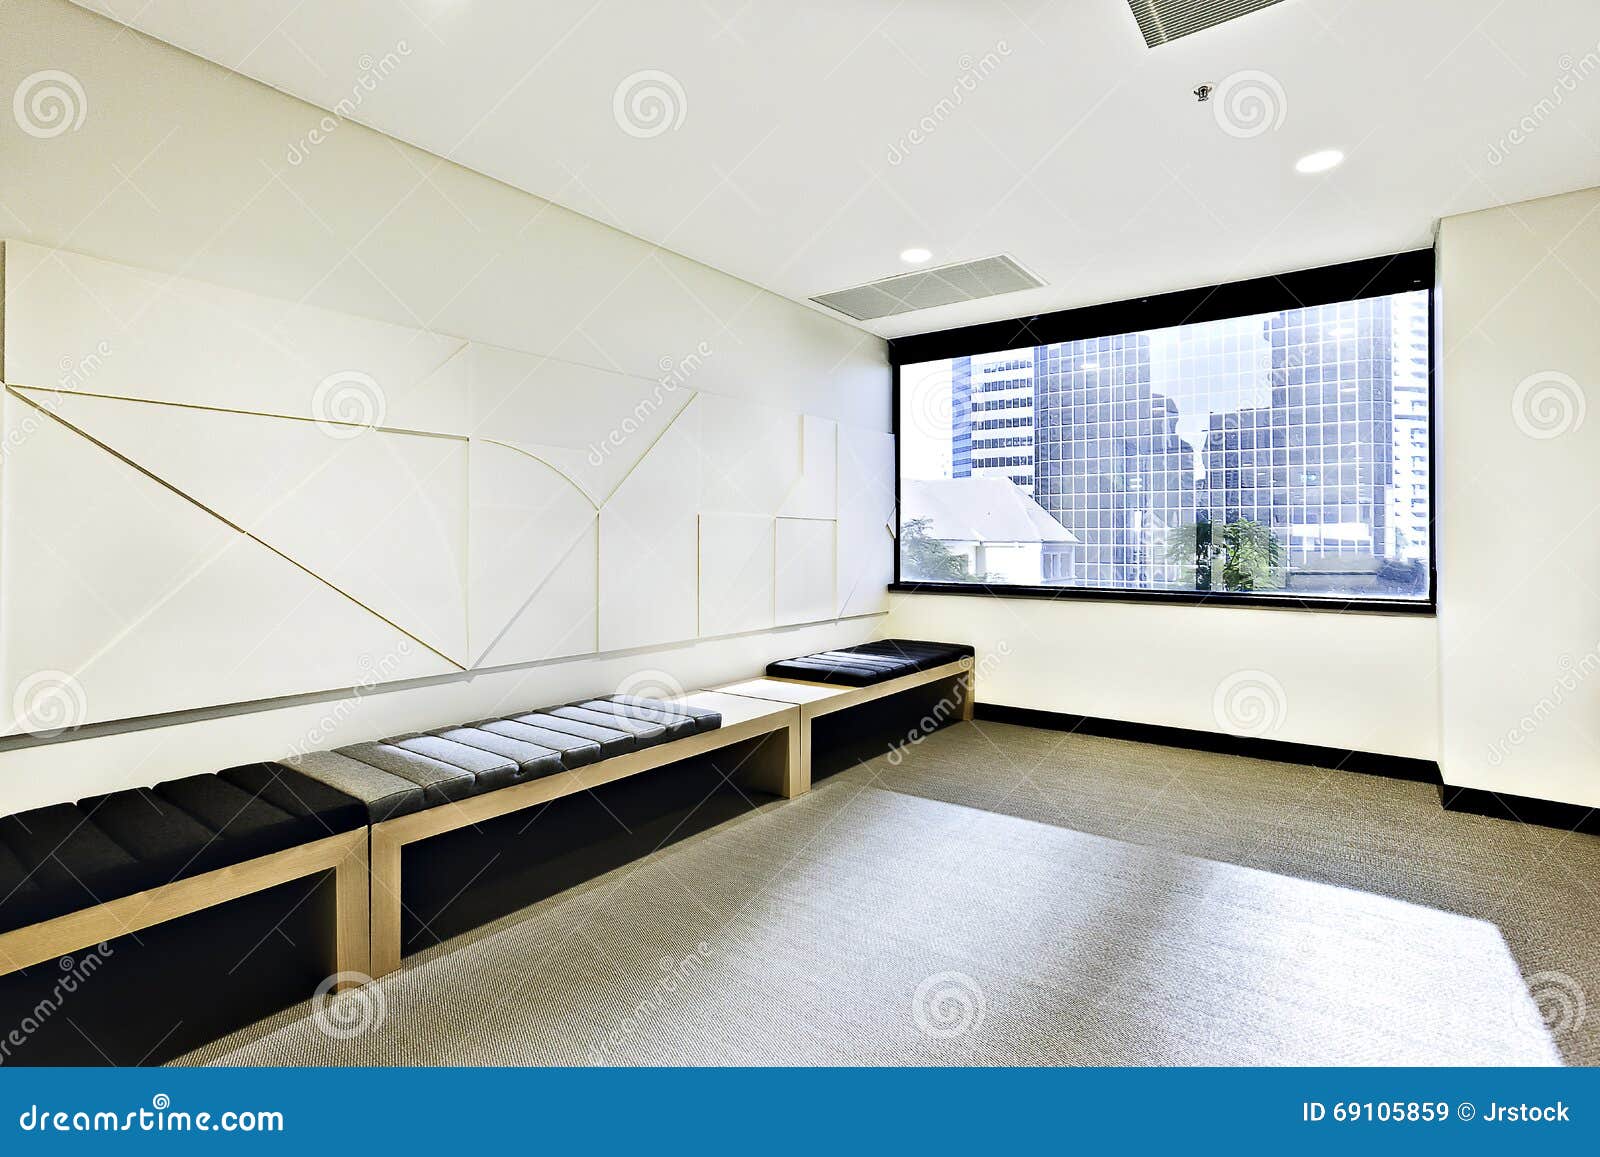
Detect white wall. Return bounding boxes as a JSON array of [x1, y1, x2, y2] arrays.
[[1437, 187, 1600, 810], [887, 593, 1440, 760], [896, 186, 1600, 803], [0, 0, 891, 813]]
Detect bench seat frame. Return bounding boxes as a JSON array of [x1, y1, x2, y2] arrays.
[[0, 827, 370, 987], [0, 662, 962, 1002], [368, 698, 802, 977], [717, 656, 975, 777]]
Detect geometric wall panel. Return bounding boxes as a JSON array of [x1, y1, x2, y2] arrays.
[[468, 439, 597, 666], [16, 387, 471, 665], [598, 399, 703, 652], [698, 395, 803, 516], [468, 343, 692, 506], [0, 241, 893, 738], [0, 396, 452, 732], [4, 242, 470, 434], [776, 517, 836, 627], [476, 522, 598, 670], [699, 513, 776, 637], [779, 415, 839, 520], [836, 425, 897, 618]]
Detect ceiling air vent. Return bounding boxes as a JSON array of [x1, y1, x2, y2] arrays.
[[1128, 0, 1289, 47], [811, 255, 1043, 322]]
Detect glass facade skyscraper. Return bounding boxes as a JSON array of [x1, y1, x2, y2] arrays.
[[927, 289, 1430, 599]]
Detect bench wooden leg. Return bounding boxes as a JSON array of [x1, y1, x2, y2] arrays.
[[369, 827, 404, 979], [961, 663, 976, 722], [332, 831, 372, 988], [736, 720, 806, 799], [797, 719, 813, 796]]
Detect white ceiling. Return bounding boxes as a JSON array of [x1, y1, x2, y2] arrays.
[[72, 0, 1600, 338]]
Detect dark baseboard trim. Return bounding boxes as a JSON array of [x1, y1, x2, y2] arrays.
[[1438, 785, 1600, 835], [976, 703, 1600, 835], [974, 702, 1442, 784]]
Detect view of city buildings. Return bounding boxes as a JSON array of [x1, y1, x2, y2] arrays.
[[908, 291, 1431, 598]]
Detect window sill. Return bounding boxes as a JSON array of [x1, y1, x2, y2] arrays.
[[887, 582, 1437, 616]]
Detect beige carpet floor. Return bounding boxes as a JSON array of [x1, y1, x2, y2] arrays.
[[180, 720, 1595, 1066]]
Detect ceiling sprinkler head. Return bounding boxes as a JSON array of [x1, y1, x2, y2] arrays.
[[1194, 83, 1213, 102]]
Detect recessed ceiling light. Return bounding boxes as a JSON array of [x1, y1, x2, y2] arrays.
[[899, 247, 932, 265], [1295, 149, 1344, 174]]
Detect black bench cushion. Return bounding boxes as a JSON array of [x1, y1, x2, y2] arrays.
[[217, 763, 367, 834], [79, 786, 237, 884], [0, 805, 144, 933], [0, 764, 367, 936], [0, 838, 51, 935], [152, 774, 329, 864], [765, 639, 973, 686], [854, 639, 974, 663]]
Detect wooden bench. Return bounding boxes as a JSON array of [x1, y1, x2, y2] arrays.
[[715, 655, 975, 789], [366, 691, 802, 977], [0, 761, 377, 990]]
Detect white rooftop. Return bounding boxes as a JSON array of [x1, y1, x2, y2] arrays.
[[903, 478, 1077, 545]]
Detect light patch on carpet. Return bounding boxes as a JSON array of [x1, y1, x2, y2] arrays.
[[179, 782, 1561, 1066]]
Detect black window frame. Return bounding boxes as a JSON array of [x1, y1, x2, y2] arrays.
[[888, 250, 1437, 616]]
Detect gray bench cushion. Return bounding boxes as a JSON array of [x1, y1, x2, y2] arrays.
[[509, 713, 636, 759], [335, 742, 477, 806], [603, 695, 722, 733], [432, 727, 565, 779], [383, 735, 522, 792], [548, 705, 667, 743], [271, 695, 723, 825], [576, 699, 697, 740], [473, 720, 603, 770], [282, 750, 426, 822]]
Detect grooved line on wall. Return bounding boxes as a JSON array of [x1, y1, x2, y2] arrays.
[[5, 385, 467, 672]]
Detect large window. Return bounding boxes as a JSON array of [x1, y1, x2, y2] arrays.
[[894, 256, 1433, 609]]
